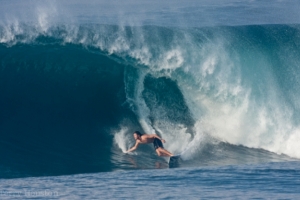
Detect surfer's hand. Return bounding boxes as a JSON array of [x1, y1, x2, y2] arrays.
[[161, 139, 166, 143]]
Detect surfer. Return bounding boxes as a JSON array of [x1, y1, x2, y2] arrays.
[[126, 131, 174, 157]]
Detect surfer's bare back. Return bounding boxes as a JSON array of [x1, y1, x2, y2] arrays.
[[126, 131, 174, 157]]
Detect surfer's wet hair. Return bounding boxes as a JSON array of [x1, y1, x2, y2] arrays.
[[134, 131, 142, 136]]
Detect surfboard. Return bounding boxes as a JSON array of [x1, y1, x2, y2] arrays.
[[168, 155, 180, 167]]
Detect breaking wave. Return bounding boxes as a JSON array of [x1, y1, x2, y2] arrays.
[[0, 23, 299, 178]]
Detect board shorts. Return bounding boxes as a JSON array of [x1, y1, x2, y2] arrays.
[[153, 138, 164, 149]]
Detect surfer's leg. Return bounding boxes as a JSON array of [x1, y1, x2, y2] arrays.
[[156, 148, 173, 157], [155, 149, 162, 156], [161, 148, 174, 157]]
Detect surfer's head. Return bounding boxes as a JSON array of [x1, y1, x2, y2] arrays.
[[133, 131, 142, 140]]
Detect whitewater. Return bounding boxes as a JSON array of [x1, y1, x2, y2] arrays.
[[1, 0, 300, 199]]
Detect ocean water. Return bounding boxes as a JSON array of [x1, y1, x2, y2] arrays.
[[1, 0, 300, 199], [1, 161, 300, 199]]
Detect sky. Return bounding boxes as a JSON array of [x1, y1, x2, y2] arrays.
[[0, 0, 300, 27]]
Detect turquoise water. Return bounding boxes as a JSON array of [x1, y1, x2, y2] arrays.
[[1, 0, 300, 199]]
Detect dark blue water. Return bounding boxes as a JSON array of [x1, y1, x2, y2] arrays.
[[1, 0, 300, 198], [1, 161, 300, 199]]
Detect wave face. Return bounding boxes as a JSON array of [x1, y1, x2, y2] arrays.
[[0, 24, 299, 178]]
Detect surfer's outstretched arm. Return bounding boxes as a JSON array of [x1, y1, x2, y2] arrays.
[[126, 140, 140, 153]]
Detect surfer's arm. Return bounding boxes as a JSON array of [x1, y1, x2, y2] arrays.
[[153, 134, 166, 143], [126, 141, 140, 153]]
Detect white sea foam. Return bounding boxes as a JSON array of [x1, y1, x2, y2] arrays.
[[113, 127, 131, 153]]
